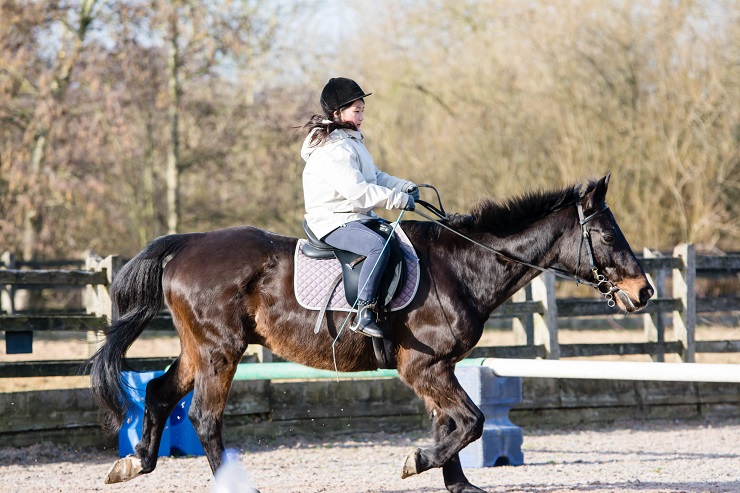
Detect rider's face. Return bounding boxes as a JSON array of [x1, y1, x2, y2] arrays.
[[336, 99, 365, 130]]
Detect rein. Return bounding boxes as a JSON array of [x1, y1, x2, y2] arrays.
[[413, 185, 621, 307]]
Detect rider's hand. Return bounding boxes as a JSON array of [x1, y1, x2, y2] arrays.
[[406, 186, 420, 201], [403, 195, 416, 211]]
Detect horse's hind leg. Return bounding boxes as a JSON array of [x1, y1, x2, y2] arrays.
[[187, 349, 242, 474], [137, 358, 195, 468], [105, 357, 194, 484]]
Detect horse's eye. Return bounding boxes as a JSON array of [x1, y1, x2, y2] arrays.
[[602, 232, 615, 244]]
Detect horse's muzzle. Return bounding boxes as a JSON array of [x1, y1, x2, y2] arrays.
[[614, 279, 654, 312]]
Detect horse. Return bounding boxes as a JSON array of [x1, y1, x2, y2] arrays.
[[88, 174, 653, 493]]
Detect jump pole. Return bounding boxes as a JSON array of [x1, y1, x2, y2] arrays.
[[226, 359, 738, 469], [231, 359, 484, 381], [481, 358, 740, 383], [231, 359, 739, 384], [458, 358, 740, 469]]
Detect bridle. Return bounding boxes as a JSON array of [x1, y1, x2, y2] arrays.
[[413, 185, 622, 307], [574, 202, 621, 307]]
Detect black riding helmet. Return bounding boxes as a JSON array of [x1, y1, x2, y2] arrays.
[[320, 77, 372, 117]]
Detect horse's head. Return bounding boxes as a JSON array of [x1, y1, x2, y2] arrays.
[[565, 174, 653, 312]]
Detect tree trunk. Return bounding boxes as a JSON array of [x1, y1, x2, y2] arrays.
[[21, 0, 98, 261], [166, 10, 181, 235]]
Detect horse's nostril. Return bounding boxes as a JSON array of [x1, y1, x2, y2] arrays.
[[639, 285, 654, 304]]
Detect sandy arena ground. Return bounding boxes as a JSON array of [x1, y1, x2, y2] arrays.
[[0, 417, 738, 493], [2, 323, 738, 492]]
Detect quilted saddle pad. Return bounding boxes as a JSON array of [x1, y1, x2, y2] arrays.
[[294, 224, 420, 312]]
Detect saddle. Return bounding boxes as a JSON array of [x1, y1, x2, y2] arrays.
[[301, 219, 405, 369], [301, 219, 405, 307]]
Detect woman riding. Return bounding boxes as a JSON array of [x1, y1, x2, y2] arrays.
[[301, 77, 419, 338]]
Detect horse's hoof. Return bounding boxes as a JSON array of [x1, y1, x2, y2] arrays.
[[104, 455, 143, 484], [447, 484, 487, 493], [401, 448, 422, 479]]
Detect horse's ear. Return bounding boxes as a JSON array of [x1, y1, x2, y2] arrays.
[[584, 173, 610, 210]]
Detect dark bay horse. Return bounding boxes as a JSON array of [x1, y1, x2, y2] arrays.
[[88, 174, 653, 493]]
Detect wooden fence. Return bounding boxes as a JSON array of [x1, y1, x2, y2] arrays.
[[1, 244, 738, 378]]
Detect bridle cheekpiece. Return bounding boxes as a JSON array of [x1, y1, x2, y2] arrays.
[[575, 201, 620, 307]]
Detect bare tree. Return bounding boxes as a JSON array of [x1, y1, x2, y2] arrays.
[[1, 0, 99, 260], [348, 0, 740, 251], [145, 0, 282, 233], [2, 0, 737, 260]]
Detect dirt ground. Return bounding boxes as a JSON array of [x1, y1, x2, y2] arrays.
[[0, 417, 738, 493], [1, 323, 739, 492]]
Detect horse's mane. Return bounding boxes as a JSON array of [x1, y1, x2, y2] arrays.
[[446, 180, 597, 236]]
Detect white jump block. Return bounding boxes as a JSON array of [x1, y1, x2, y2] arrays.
[[455, 365, 524, 468]]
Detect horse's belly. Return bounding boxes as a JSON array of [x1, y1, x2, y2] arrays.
[[254, 306, 377, 372]]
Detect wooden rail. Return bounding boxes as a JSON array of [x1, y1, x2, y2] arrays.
[[1, 245, 738, 378]]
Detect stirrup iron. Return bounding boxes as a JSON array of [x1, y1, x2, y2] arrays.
[[351, 300, 384, 338]]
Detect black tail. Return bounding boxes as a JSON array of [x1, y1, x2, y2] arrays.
[[86, 233, 192, 433]]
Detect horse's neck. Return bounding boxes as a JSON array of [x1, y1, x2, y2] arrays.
[[445, 210, 572, 316]]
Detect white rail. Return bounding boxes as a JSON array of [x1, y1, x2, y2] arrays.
[[482, 358, 740, 383]]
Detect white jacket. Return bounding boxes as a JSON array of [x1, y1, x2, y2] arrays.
[[302, 127, 413, 238]]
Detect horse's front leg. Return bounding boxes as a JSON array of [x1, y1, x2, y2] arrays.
[[431, 410, 487, 493], [401, 367, 486, 493]]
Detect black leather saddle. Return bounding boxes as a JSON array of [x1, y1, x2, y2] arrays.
[[301, 219, 405, 308]]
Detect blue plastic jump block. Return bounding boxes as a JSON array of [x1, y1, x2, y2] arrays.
[[455, 366, 524, 468], [118, 371, 206, 458], [169, 391, 205, 456], [119, 371, 171, 457]]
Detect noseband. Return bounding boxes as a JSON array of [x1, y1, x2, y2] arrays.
[[413, 185, 623, 307]]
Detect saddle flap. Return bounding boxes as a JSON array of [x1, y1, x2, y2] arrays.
[[330, 223, 405, 308], [333, 250, 365, 307]]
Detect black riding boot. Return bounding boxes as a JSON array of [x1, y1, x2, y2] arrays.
[[352, 299, 384, 338]]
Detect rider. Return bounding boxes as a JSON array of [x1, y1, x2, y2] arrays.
[[301, 77, 419, 338]]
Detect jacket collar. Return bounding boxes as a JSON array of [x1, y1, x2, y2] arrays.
[[336, 128, 363, 141]]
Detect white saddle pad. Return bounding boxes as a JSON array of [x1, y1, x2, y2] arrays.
[[293, 224, 420, 312]]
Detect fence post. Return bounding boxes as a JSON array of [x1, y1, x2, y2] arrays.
[[531, 273, 559, 359], [85, 254, 122, 356], [642, 248, 666, 362], [512, 284, 534, 346], [245, 345, 273, 363], [1, 251, 15, 315], [1, 251, 33, 354], [672, 244, 696, 363]]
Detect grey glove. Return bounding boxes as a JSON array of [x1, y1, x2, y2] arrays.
[[403, 194, 416, 211], [407, 186, 420, 201]]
